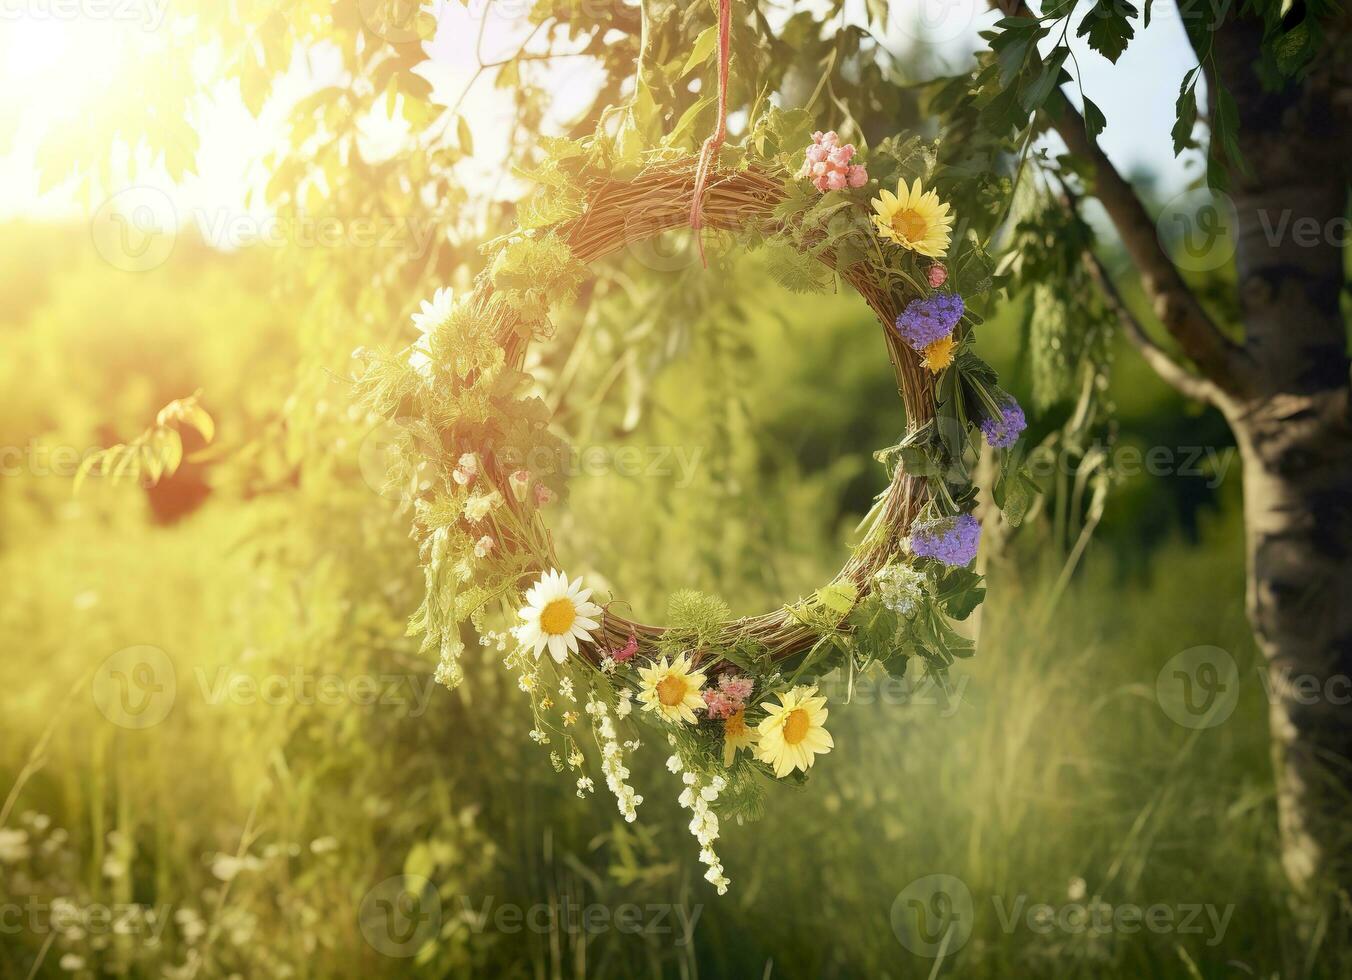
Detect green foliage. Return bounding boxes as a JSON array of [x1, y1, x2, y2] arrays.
[[665, 589, 733, 648], [1077, 0, 1139, 64], [74, 392, 215, 494]]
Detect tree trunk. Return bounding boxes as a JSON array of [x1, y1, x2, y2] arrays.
[[1215, 6, 1352, 911], [1229, 391, 1352, 900]]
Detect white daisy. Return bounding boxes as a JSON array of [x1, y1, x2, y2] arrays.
[[516, 569, 603, 664], [408, 286, 455, 379]]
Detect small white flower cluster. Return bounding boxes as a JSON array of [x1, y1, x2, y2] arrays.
[[667, 752, 730, 895], [874, 562, 930, 618], [585, 695, 643, 822]]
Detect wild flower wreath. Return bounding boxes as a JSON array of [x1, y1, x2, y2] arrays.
[[357, 110, 1034, 894]]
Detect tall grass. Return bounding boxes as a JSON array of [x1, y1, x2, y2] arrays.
[[3, 472, 1335, 977]]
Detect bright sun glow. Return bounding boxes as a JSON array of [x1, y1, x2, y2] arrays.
[[0, 18, 142, 122]]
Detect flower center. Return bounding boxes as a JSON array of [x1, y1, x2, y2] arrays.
[[891, 208, 927, 242], [782, 708, 811, 745], [539, 598, 576, 636], [725, 709, 748, 738], [657, 675, 688, 707]]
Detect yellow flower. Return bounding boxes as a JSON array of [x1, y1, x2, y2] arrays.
[[871, 178, 954, 258], [722, 709, 757, 767], [637, 654, 707, 725], [920, 335, 957, 373], [755, 686, 833, 778]]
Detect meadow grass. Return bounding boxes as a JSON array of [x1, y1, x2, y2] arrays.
[[3, 476, 1335, 978]]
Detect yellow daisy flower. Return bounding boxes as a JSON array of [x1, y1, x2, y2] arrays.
[[871, 178, 954, 258], [755, 686, 833, 778], [920, 335, 957, 373], [637, 654, 707, 725], [722, 709, 757, 767]]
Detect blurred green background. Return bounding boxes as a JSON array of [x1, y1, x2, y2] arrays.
[[3, 214, 1308, 979]]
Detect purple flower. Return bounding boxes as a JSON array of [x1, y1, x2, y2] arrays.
[[909, 514, 981, 567], [894, 293, 964, 350], [980, 397, 1027, 449]]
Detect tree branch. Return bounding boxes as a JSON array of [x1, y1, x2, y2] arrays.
[[995, 0, 1258, 399], [1084, 250, 1224, 406]]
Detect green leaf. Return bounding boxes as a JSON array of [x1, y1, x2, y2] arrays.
[[997, 35, 1034, 89], [815, 582, 859, 617], [935, 567, 986, 621], [1077, 0, 1138, 64], [1019, 48, 1069, 113], [680, 25, 719, 79], [1171, 69, 1199, 156], [1082, 96, 1107, 142]]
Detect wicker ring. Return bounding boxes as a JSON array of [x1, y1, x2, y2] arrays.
[[473, 155, 934, 662]]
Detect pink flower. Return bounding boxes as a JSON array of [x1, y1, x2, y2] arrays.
[[534, 484, 554, 506], [719, 674, 754, 703], [474, 535, 494, 558], [927, 263, 949, 288], [452, 452, 477, 486], [798, 130, 868, 194], [509, 469, 530, 502], [703, 689, 736, 719], [612, 634, 638, 663]]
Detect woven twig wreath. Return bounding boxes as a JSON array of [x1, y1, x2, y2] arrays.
[[476, 155, 933, 661], [363, 124, 1024, 893]]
